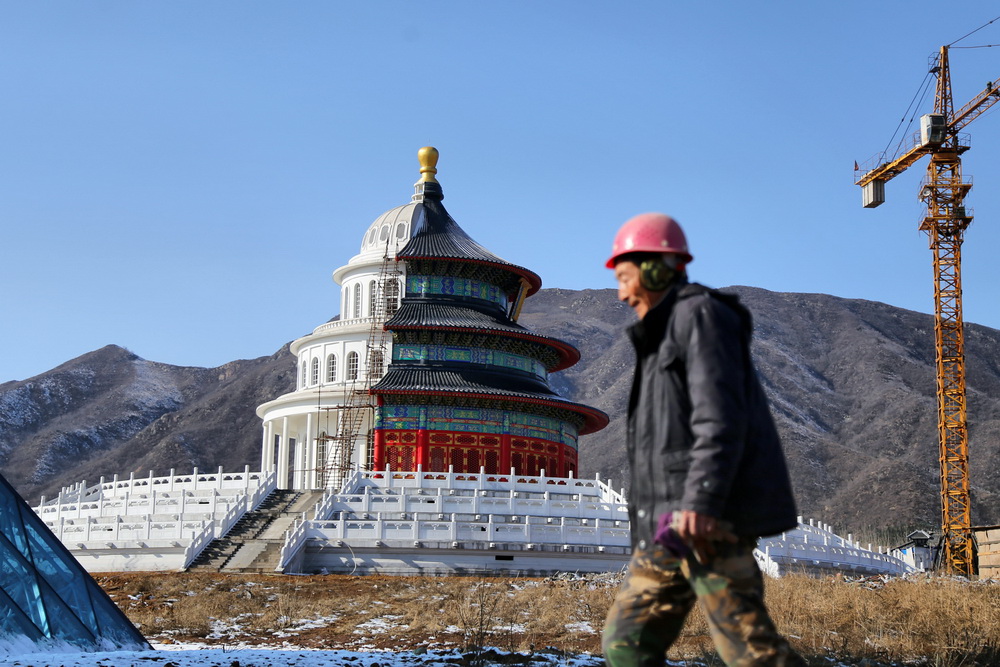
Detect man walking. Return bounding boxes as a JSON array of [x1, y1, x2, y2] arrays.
[[602, 213, 805, 667]]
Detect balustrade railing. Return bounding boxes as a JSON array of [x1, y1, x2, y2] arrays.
[[756, 517, 914, 576], [35, 468, 278, 569], [37, 465, 269, 507], [298, 515, 630, 547]]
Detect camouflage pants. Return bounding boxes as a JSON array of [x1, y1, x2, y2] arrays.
[[603, 539, 805, 667]]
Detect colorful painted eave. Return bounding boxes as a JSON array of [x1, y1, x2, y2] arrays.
[[373, 385, 609, 436], [385, 302, 580, 371]]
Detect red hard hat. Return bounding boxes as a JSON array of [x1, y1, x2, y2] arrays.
[[605, 213, 693, 268]]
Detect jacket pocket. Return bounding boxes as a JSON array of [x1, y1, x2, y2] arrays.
[[663, 448, 691, 473], [661, 449, 691, 505]]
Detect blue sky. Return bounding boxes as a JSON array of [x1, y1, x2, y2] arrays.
[[3, 2, 1000, 382]]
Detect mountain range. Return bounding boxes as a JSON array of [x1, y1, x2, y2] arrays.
[[3, 286, 999, 537]]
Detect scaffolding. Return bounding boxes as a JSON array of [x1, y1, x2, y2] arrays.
[[314, 241, 402, 489]]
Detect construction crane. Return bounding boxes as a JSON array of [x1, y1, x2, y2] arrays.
[[855, 44, 1000, 576]]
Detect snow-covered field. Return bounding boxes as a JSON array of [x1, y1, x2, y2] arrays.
[[0, 640, 607, 667]]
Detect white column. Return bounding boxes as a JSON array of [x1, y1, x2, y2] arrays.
[[260, 422, 271, 473], [306, 411, 317, 489], [292, 425, 305, 490], [278, 416, 290, 489], [268, 420, 276, 472]]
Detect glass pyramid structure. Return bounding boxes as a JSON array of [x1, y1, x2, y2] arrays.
[[0, 472, 148, 651]]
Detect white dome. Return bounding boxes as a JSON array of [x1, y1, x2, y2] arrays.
[[359, 203, 417, 256], [333, 201, 417, 285]]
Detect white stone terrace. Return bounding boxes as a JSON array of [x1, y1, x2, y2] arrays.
[[756, 518, 917, 577], [277, 468, 632, 574], [28, 463, 919, 578], [32, 466, 276, 572], [275, 468, 918, 578]]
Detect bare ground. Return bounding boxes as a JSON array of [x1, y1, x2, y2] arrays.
[[94, 571, 1000, 666]]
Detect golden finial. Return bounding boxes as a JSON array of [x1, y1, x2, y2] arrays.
[[418, 146, 439, 183]]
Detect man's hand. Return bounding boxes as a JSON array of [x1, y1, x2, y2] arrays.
[[672, 509, 737, 563]]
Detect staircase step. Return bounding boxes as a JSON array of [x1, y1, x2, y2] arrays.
[[185, 488, 325, 572]]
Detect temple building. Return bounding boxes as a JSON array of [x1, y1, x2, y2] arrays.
[[256, 147, 607, 490], [253, 148, 630, 574]]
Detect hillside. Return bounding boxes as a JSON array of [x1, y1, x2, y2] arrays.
[[518, 287, 1000, 533], [0, 344, 294, 502], [3, 286, 999, 535]]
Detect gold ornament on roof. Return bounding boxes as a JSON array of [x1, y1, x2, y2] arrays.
[[418, 146, 439, 183]]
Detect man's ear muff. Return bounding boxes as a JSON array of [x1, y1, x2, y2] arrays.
[[639, 258, 675, 292]]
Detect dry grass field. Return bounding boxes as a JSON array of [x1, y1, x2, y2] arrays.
[[95, 571, 1000, 666]]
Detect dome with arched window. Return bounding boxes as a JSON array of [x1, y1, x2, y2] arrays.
[[359, 203, 416, 257]]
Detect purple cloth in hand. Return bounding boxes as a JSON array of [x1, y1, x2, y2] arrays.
[[654, 511, 691, 557]]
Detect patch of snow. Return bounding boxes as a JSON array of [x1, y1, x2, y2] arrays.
[[271, 614, 342, 638], [0, 384, 42, 430], [352, 615, 406, 635], [0, 635, 82, 657], [0, 369, 98, 432], [565, 622, 595, 634], [31, 426, 114, 482], [0, 641, 612, 667], [129, 360, 183, 412]]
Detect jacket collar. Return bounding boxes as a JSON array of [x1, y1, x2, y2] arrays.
[[627, 276, 689, 354]]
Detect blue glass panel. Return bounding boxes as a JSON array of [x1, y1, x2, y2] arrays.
[[0, 585, 45, 642], [85, 577, 147, 647], [0, 532, 47, 634], [33, 574, 97, 648], [0, 484, 29, 557], [21, 509, 98, 630]]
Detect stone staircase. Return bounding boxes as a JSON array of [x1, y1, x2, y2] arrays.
[[186, 489, 326, 573]]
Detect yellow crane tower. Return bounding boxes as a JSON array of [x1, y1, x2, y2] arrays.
[[855, 45, 1000, 576]]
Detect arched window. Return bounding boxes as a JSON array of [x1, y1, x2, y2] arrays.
[[347, 351, 359, 380], [353, 283, 362, 319], [326, 354, 337, 383], [300, 360, 307, 388], [368, 350, 385, 379], [369, 279, 378, 318], [310, 358, 319, 386], [385, 278, 401, 317]]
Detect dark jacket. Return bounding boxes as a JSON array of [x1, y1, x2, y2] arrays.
[[625, 279, 797, 549]]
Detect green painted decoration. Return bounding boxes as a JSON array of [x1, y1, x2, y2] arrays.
[[393, 344, 547, 379], [406, 275, 507, 308], [378, 404, 578, 448]]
